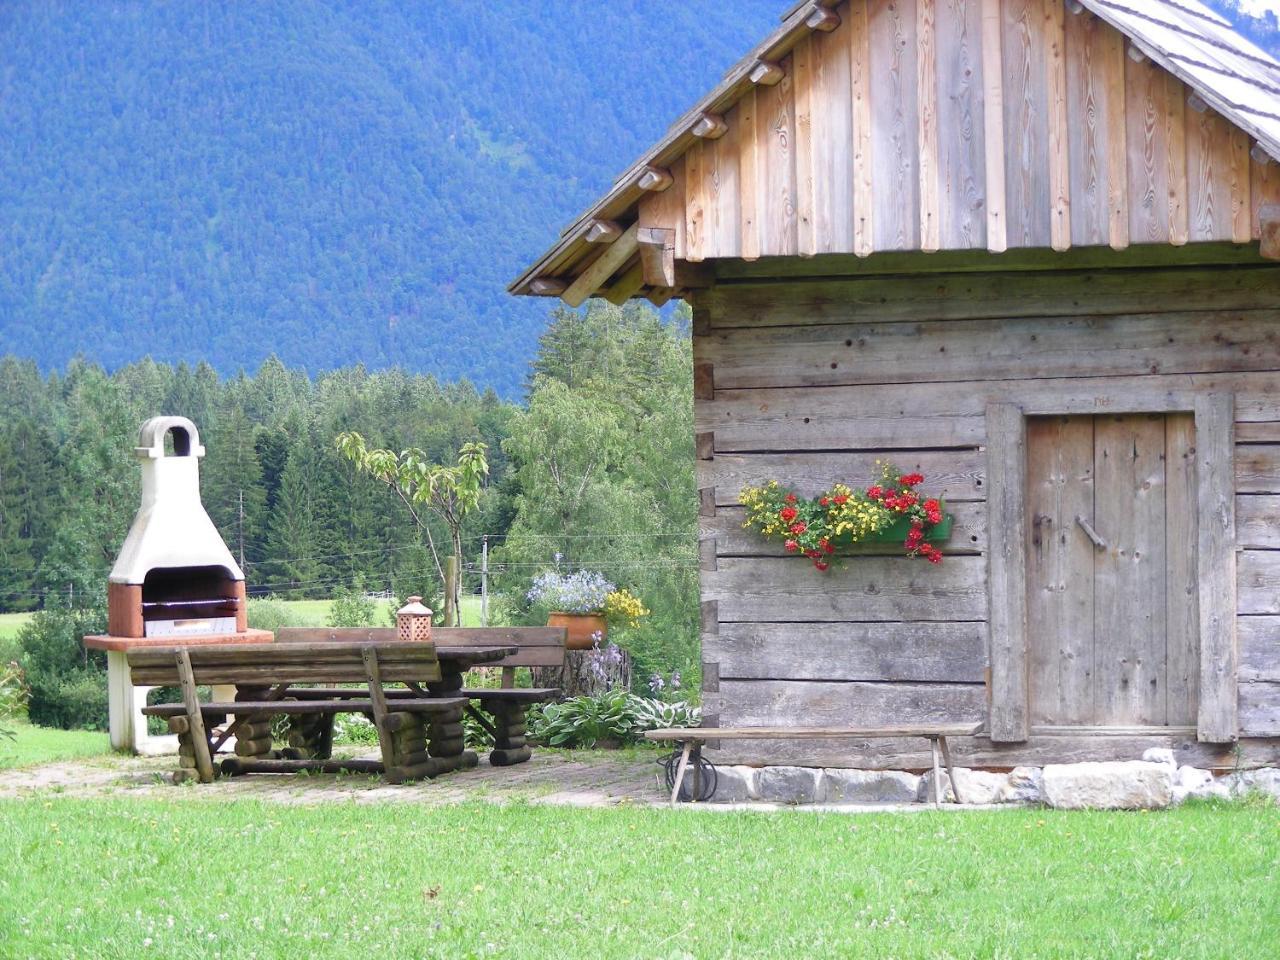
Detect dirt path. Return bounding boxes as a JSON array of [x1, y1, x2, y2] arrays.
[[0, 748, 668, 807]]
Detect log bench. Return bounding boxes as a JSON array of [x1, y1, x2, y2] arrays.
[[276, 627, 567, 767], [130, 641, 469, 785], [644, 724, 984, 807]]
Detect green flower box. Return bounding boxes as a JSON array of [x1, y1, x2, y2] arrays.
[[865, 515, 953, 544]]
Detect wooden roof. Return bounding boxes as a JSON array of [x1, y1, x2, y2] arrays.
[[511, 0, 1280, 304]]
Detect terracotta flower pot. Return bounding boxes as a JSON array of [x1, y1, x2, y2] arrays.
[[547, 611, 608, 651]]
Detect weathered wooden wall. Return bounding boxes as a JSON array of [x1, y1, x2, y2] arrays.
[[694, 255, 1280, 769], [642, 0, 1280, 263]]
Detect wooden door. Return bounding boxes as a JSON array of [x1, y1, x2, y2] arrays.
[[1026, 414, 1198, 728]]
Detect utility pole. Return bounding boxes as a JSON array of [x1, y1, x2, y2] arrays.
[[237, 488, 246, 572], [480, 535, 489, 627]]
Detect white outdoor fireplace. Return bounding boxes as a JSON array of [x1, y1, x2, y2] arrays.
[[87, 415, 272, 754]]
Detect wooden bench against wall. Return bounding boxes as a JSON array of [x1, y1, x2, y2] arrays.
[[275, 627, 567, 766], [646, 724, 984, 807], [132, 642, 468, 784]]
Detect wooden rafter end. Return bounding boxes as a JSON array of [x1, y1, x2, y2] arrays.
[[1259, 205, 1280, 261]]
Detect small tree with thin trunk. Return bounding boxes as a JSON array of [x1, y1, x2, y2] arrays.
[[334, 434, 488, 625]]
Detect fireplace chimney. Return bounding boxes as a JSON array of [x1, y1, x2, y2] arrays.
[[107, 416, 247, 638]]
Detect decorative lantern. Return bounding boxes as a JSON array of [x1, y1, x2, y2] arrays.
[[396, 595, 433, 643]]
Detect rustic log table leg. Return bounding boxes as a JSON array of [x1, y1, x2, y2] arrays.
[[285, 712, 334, 760], [384, 711, 436, 783], [232, 686, 277, 763], [427, 700, 477, 773], [482, 699, 532, 766], [426, 667, 478, 773], [939, 736, 964, 804]]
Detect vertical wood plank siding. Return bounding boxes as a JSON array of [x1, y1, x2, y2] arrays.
[[698, 263, 1280, 764], [661, 0, 1276, 261]]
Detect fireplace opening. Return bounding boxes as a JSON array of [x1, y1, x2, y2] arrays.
[[141, 564, 239, 637]]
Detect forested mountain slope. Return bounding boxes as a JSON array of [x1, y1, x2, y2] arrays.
[[0, 1, 777, 395], [0, 2, 1270, 396]]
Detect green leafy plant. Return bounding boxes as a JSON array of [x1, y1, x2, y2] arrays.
[[335, 434, 489, 625], [740, 461, 949, 569], [527, 690, 700, 748], [17, 605, 108, 730], [327, 577, 378, 627], [0, 661, 29, 739], [332, 713, 380, 746], [245, 597, 308, 633]]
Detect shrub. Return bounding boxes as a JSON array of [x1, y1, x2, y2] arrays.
[[18, 605, 108, 730], [332, 713, 379, 746], [31, 671, 108, 731], [328, 578, 378, 627], [1, 661, 28, 737], [245, 597, 307, 633], [527, 690, 700, 748]]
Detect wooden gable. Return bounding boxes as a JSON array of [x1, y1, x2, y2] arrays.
[[513, 0, 1280, 304]]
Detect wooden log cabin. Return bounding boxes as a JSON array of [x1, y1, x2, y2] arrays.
[[512, 0, 1280, 769]]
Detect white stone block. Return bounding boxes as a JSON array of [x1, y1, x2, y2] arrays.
[[1042, 761, 1173, 810], [920, 768, 1010, 805], [999, 766, 1045, 804], [820, 769, 920, 804], [1141, 747, 1177, 768], [755, 766, 823, 804], [711, 765, 758, 803]]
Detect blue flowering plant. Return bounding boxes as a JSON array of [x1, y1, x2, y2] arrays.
[[526, 570, 615, 615]]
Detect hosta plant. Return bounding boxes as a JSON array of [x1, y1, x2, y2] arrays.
[[527, 690, 700, 748]]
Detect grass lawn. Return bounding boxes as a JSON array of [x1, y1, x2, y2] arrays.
[[0, 797, 1276, 958], [0, 721, 110, 770], [258, 595, 485, 627], [0, 610, 32, 646]]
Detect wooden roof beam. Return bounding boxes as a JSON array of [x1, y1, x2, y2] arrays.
[[805, 7, 840, 31], [601, 261, 646, 306], [749, 61, 784, 86], [637, 226, 676, 288], [560, 222, 641, 307], [584, 220, 622, 243], [1252, 143, 1272, 165], [1260, 205, 1280, 261], [691, 113, 729, 140], [528, 278, 566, 296], [637, 166, 674, 192], [645, 287, 675, 308]]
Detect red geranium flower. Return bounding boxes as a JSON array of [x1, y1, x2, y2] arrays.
[[780, 506, 798, 523], [791, 522, 807, 535], [833, 494, 849, 506], [819, 497, 830, 507], [900, 473, 924, 487], [813, 560, 830, 571], [866, 485, 883, 500], [784, 539, 799, 553], [785, 493, 798, 504]]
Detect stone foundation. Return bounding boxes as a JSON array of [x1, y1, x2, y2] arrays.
[[707, 750, 1280, 809]]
